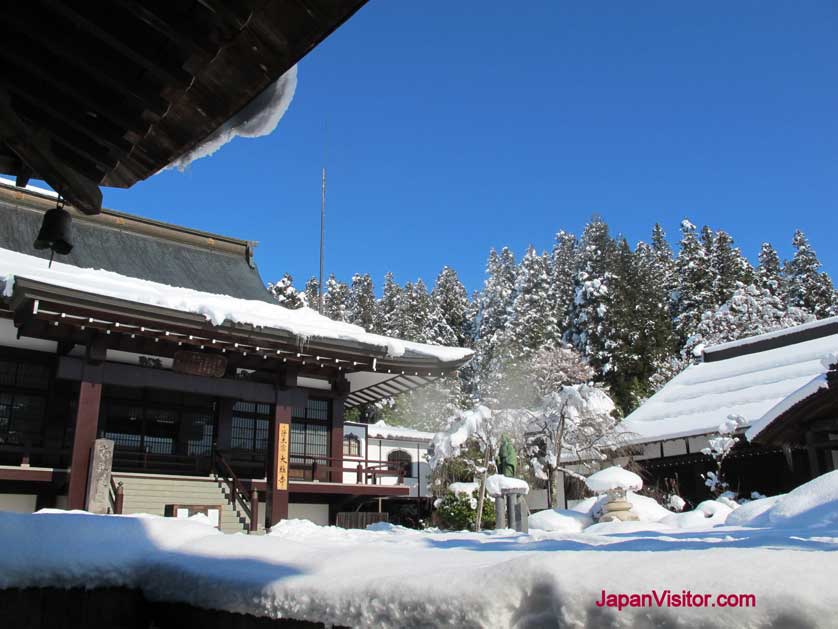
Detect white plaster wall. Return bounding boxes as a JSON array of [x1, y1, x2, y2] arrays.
[[288, 502, 329, 526], [0, 494, 37, 513], [366, 437, 432, 498], [0, 317, 57, 353]]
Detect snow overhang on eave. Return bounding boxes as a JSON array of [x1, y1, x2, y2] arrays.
[[5, 277, 472, 380]]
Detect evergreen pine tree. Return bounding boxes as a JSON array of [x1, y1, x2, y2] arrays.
[[785, 230, 835, 318], [711, 230, 753, 304], [347, 273, 376, 329], [322, 274, 350, 322], [303, 277, 320, 311], [432, 267, 471, 346], [565, 217, 616, 375], [673, 220, 715, 342], [547, 231, 578, 341], [375, 272, 404, 337], [757, 242, 783, 297], [267, 273, 303, 309], [503, 246, 554, 357], [473, 247, 518, 400]]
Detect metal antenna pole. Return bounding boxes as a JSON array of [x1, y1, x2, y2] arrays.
[[319, 165, 326, 314]]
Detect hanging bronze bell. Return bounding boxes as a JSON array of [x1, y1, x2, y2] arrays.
[[33, 205, 73, 255]]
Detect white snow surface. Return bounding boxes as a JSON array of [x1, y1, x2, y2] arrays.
[[169, 66, 298, 170], [366, 420, 435, 441], [3, 473, 838, 628], [484, 474, 529, 497], [0, 247, 472, 364], [620, 325, 838, 443], [584, 466, 643, 493]]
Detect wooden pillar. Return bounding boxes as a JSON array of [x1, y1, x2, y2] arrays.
[[266, 403, 292, 528], [68, 380, 102, 510], [806, 431, 820, 479], [330, 396, 346, 483], [215, 398, 235, 451]]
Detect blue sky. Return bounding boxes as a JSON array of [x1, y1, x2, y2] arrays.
[[103, 1, 838, 294]]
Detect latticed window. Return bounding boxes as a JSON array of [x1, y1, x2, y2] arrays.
[[230, 401, 271, 452], [388, 450, 412, 478], [343, 433, 361, 457], [101, 386, 216, 456], [0, 357, 50, 447], [290, 398, 331, 466]]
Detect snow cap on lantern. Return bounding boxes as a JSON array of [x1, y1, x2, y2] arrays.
[[585, 466, 643, 494], [585, 466, 642, 523]]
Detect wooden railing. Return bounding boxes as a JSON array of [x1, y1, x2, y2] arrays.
[[286, 453, 406, 485], [112, 449, 212, 475], [212, 447, 258, 532], [108, 477, 124, 515], [0, 442, 71, 468]]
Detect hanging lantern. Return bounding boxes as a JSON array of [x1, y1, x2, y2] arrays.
[[33, 199, 73, 255]]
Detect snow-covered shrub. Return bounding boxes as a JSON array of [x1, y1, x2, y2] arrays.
[[524, 384, 622, 507], [701, 414, 747, 497], [434, 490, 496, 531]]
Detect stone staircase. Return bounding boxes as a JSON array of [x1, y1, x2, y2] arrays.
[[112, 473, 258, 534]]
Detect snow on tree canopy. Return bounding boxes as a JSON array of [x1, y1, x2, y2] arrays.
[[584, 466, 643, 493]]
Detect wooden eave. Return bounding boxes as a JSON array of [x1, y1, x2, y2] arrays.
[[750, 370, 838, 446], [0, 1, 367, 213], [5, 277, 469, 377]]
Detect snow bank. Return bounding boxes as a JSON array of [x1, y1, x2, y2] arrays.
[[0, 247, 472, 364], [169, 66, 298, 170], [484, 474, 529, 497], [660, 500, 733, 529], [735, 470, 838, 529], [528, 508, 592, 532], [0, 510, 219, 590], [584, 466, 643, 493], [2, 498, 838, 628]]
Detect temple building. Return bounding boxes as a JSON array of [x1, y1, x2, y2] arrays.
[[614, 317, 838, 503], [0, 182, 472, 531]]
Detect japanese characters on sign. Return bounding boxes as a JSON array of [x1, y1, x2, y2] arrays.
[[276, 423, 290, 491]]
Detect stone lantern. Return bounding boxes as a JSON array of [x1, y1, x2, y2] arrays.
[[584, 466, 643, 523]]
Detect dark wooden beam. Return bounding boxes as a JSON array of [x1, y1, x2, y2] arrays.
[[40, 0, 194, 87], [67, 377, 103, 509], [14, 163, 31, 188], [0, 89, 102, 213], [110, 0, 222, 62], [0, 14, 170, 117]]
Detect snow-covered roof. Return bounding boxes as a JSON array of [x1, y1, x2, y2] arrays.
[[746, 374, 831, 441], [0, 246, 473, 366], [620, 319, 838, 444], [366, 421, 435, 442]]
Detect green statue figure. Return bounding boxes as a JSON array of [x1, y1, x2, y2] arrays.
[[497, 434, 517, 477]]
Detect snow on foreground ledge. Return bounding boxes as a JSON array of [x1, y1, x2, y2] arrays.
[[0, 474, 837, 628]]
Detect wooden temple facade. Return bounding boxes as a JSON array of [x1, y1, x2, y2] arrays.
[[0, 183, 472, 531]]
